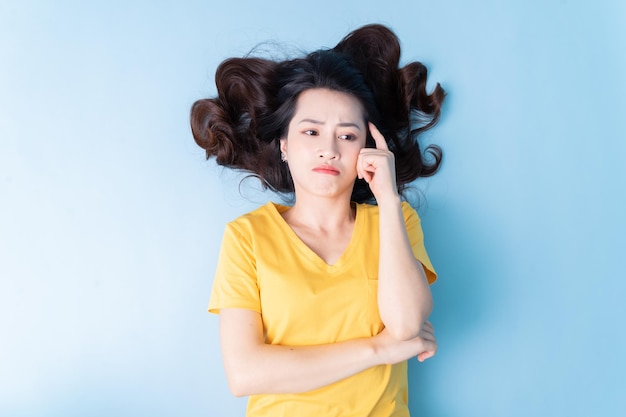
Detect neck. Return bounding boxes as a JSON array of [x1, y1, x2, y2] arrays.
[[283, 194, 355, 231]]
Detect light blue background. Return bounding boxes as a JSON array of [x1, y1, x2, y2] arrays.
[[1, 1, 624, 416]]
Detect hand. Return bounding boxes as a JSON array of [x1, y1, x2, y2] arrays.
[[357, 123, 398, 203], [372, 321, 437, 365], [415, 321, 437, 362]]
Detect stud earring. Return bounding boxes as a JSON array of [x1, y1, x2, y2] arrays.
[[281, 152, 287, 162]]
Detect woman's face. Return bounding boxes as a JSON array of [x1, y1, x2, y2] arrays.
[[280, 88, 367, 200]]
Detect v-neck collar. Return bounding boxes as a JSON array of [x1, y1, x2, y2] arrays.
[[267, 202, 364, 273]]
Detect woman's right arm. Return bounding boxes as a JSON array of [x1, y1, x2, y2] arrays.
[[219, 308, 436, 397]]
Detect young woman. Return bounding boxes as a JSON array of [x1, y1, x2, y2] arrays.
[[191, 24, 445, 417]]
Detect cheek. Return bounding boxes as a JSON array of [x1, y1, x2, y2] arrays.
[[346, 142, 364, 162], [343, 150, 362, 174]]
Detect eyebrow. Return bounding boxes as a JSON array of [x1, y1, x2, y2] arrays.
[[298, 118, 362, 131]]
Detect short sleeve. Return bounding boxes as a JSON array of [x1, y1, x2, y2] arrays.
[[402, 202, 437, 284], [208, 222, 261, 314]]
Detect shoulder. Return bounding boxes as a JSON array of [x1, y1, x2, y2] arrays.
[[225, 202, 287, 235], [400, 201, 421, 223]]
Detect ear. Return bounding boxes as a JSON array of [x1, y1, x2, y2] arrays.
[[279, 138, 287, 154]]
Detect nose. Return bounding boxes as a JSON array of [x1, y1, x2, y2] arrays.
[[317, 136, 338, 159], [318, 150, 337, 159]]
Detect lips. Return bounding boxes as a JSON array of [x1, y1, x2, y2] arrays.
[[312, 165, 340, 175]]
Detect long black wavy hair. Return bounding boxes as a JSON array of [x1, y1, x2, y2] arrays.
[[190, 24, 445, 203]]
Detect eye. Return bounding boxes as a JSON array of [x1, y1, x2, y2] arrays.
[[338, 134, 356, 141], [303, 129, 318, 136]]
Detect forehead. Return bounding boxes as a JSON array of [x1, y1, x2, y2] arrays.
[[292, 88, 366, 122]]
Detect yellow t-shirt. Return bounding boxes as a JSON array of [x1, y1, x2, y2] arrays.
[[209, 201, 436, 417]]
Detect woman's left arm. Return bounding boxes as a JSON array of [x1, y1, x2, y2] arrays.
[[376, 199, 433, 340], [358, 123, 434, 341]]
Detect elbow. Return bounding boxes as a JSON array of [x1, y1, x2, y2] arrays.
[[385, 323, 422, 341], [230, 387, 248, 398], [225, 369, 255, 397], [227, 375, 251, 398], [384, 303, 434, 341], [383, 313, 425, 340]]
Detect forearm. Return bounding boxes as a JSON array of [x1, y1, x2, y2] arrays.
[[377, 197, 433, 340], [220, 309, 384, 397], [225, 336, 378, 396]]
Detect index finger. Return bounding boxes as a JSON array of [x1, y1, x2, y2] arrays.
[[368, 122, 389, 151]]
